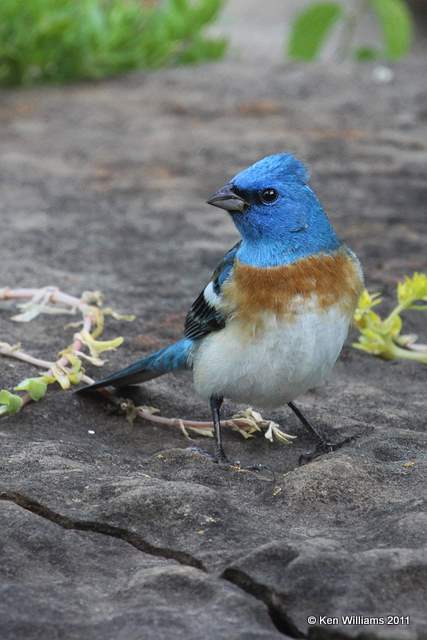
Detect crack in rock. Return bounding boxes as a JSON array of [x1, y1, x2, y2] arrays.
[[1, 490, 307, 638], [222, 567, 305, 639], [0, 490, 206, 572]]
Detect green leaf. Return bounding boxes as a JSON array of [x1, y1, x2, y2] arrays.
[[177, 36, 227, 64], [0, 0, 227, 86], [51, 364, 71, 390], [384, 314, 402, 338], [288, 2, 342, 61], [79, 330, 124, 355], [15, 377, 48, 401], [355, 46, 379, 61], [369, 0, 413, 60], [0, 390, 23, 415], [169, 0, 189, 12], [397, 272, 427, 307]]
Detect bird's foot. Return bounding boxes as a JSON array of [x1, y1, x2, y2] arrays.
[[212, 443, 228, 463], [237, 462, 277, 482], [186, 445, 235, 466], [215, 454, 276, 481], [298, 434, 357, 466], [186, 447, 275, 480], [218, 459, 276, 482], [186, 446, 218, 462]]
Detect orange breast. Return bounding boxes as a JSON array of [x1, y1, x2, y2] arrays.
[[222, 248, 363, 329]]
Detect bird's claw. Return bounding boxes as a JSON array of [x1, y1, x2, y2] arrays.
[[217, 459, 276, 482], [239, 462, 277, 482], [186, 446, 217, 461], [186, 447, 275, 480], [298, 434, 357, 465], [186, 445, 234, 466]]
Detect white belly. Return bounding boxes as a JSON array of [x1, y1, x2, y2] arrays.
[[192, 305, 351, 407]]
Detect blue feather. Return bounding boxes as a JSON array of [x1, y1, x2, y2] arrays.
[[229, 153, 341, 267], [77, 338, 193, 392]]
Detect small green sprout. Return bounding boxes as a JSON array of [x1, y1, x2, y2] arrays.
[[14, 377, 48, 401], [353, 273, 427, 364], [77, 330, 124, 366], [0, 390, 23, 416], [0, 286, 134, 414]]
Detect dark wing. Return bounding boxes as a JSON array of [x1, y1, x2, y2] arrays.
[[184, 242, 240, 341]]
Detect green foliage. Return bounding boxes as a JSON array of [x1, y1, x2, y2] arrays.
[[0, 390, 23, 416], [287, 0, 413, 62], [15, 377, 48, 401], [288, 3, 343, 61], [353, 273, 427, 364], [369, 0, 412, 60], [0, 0, 226, 86], [355, 46, 379, 61], [0, 287, 135, 416]]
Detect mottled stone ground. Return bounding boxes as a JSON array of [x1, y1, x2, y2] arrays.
[[0, 15, 426, 640]]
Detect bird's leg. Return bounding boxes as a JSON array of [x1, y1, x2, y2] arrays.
[[288, 401, 355, 464], [210, 395, 228, 464], [187, 397, 274, 479], [187, 397, 274, 478], [288, 401, 325, 441]]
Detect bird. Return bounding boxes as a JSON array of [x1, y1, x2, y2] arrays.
[[77, 153, 364, 464]]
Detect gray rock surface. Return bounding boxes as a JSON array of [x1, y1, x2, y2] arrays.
[[1, 501, 281, 640], [1, 16, 427, 640]]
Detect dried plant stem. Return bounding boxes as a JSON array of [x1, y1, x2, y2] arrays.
[[335, 0, 369, 60], [0, 344, 53, 370], [0, 288, 101, 411], [0, 287, 92, 312], [133, 407, 254, 436], [407, 343, 427, 353], [0, 343, 95, 386], [0, 288, 98, 384]]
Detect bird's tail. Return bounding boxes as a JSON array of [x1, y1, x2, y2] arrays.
[[76, 338, 193, 393]]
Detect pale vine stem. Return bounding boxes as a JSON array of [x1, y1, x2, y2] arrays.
[[1, 287, 100, 406], [335, 0, 370, 60], [0, 287, 263, 438]]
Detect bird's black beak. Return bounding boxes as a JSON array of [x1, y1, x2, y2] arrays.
[[206, 183, 247, 212]]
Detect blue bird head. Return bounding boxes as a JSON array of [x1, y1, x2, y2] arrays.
[[207, 153, 341, 267]]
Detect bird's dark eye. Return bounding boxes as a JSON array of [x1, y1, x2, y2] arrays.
[[260, 188, 279, 204]]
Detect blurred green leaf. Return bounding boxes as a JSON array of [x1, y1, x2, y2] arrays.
[[288, 2, 342, 61], [355, 46, 379, 61], [15, 377, 48, 401], [354, 274, 427, 365], [0, 0, 227, 86], [170, 0, 189, 12], [0, 390, 23, 415], [397, 272, 427, 307], [369, 0, 413, 60], [178, 36, 227, 65]]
